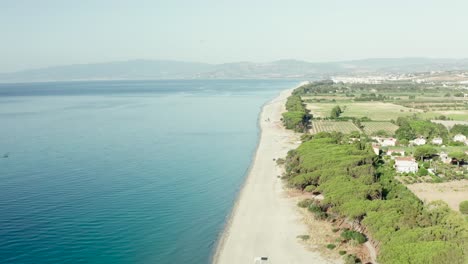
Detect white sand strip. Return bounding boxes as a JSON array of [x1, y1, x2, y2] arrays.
[[213, 87, 338, 264]]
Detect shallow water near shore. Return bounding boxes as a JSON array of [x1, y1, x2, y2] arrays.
[[0, 80, 298, 264]]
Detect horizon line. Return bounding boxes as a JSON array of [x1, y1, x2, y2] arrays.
[[2, 56, 468, 74]]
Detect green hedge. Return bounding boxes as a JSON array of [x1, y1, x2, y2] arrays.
[[282, 94, 311, 132]]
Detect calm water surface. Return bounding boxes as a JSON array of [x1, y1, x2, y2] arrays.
[[0, 80, 297, 263]]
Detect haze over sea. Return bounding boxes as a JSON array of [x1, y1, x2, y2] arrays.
[[0, 80, 297, 264]]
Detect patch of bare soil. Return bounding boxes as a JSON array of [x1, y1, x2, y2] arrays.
[[406, 179, 468, 212]]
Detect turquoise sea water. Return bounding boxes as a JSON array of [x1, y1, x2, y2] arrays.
[[0, 80, 297, 264]]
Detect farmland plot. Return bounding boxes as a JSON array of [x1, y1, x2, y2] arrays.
[[310, 120, 360, 134], [361, 121, 399, 135]]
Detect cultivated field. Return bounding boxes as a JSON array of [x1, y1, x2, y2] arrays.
[[361, 121, 399, 135], [310, 120, 360, 134], [306, 102, 420, 121]]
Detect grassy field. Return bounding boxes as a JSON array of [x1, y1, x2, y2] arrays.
[[306, 102, 420, 121], [306, 101, 468, 121], [361, 121, 399, 135], [419, 109, 468, 121], [309, 120, 360, 134]]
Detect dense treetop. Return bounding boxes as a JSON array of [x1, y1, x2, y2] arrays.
[[284, 132, 467, 263]]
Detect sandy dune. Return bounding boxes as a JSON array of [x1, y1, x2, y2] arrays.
[[213, 88, 337, 264]]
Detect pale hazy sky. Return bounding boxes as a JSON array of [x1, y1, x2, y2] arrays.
[[1, 0, 468, 72]]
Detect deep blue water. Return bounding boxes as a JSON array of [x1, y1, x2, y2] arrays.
[[0, 80, 297, 264]]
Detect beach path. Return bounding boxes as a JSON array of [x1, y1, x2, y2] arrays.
[[213, 88, 337, 264]]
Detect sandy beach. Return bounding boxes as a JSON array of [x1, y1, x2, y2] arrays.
[[213, 87, 337, 264]]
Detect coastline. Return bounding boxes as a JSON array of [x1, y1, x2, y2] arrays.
[[212, 84, 336, 264]]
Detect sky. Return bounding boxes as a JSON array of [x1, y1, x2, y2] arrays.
[[1, 0, 468, 72]]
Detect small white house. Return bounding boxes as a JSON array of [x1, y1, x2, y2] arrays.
[[394, 157, 419, 173], [372, 137, 397, 147], [439, 152, 452, 164], [412, 137, 427, 146], [382, 138, 397, 147], [431, 137, 443, 145], [453, 134, 467, 142]]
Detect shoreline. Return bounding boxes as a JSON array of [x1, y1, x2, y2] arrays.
[[212, 84, 336, 264], [210, 87, 273, 263]]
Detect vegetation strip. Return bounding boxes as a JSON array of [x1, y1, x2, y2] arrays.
[[282, 81, 468, 263]]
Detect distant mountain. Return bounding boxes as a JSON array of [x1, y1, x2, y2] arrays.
[[0, 60, 215, 83], [1, 58, 468, 83]]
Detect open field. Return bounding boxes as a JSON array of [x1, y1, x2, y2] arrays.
[[302, 95, 353, 104], [361, 121, 399, 135], [431, 120, 468, 129], [306, 102, 420, 121], [405, 180, 468, 213], [419, 109, 468, 121], [309, 120, 360, 134]]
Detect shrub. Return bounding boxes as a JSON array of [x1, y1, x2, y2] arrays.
[[308, 204, 322, 213], [418, 167, 429, 176], [297, 199, 313, 208], [341, 229, 367, 244], [308, 204, 328, 220], [326, 243, 336, 250], [332, 228, 340, 233], [297, 235, 310, 241], [339, 250, 347, 256], [343, 254, 361, 264], [460, 201, 468, 214], [304, 185, 315, 192], [276, 158, 285, 165]]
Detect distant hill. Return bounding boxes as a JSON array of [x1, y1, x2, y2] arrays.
[[1, 58, 468, 83]]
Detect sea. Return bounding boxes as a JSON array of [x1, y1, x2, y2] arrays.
[[0, 79, 298, 264]]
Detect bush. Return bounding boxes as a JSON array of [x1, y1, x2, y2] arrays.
[[460, 201, 468, 214], [297, 199, 313, 208], [276, 158, 285, 165], [343, 254, 361, 264], [304, 185, 315, 192], [297, 235, 310, 241], [326, 243, 336, 250], [418, 167, 429, 176], [341, 229, 367, 244], [339, 250, 347, 256], [308, 204, 328, 220], [308, 204, 322, 213]]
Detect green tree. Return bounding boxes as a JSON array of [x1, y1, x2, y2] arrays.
[[414, 146, 437, 161], [459, 201, 468, 214], [330, 105, 343, 119], [450, 124, 468, 136]]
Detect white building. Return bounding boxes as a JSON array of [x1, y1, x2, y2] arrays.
[[439, 152, 452, 164], [453, 134, 467, 142], [394, 157, 419, 173], [431, 137, 443, 145], [372, 137, 397, 147], [412, 137, 427, 146]]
